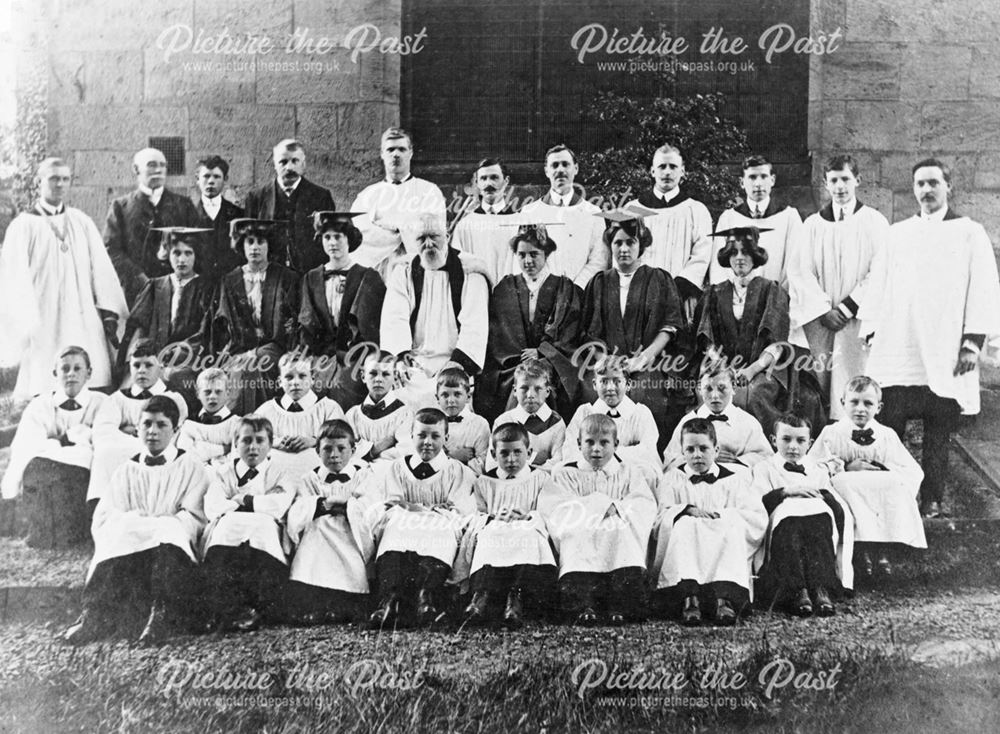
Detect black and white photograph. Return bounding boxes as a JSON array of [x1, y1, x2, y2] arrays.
[[1, 0, 1000, 731]]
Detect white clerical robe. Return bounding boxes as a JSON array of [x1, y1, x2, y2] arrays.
[[176, 413, 240, 464], [394, 405, 491, 475], [808, 418, 926, 548], [562, 397, 661, 471], [0, 208, 127, 397], [539, 458, 656, 576], [345, 394, 414, 469], [350, 178, 448, 273], [626, 196, 713, 286], [520, 198, 608, 288], [254, 393, 345, 476], [1, 388, 105, 499], [710, 205, 803, 288], [791, 204, 888, 417], [88, 451, 208, 580], [651, 466, 767, 592], [858, 213, 1000, 415], [662, 404, 773, 472], [452, 210, 520, 286]]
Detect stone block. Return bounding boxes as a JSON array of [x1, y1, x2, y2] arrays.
[[921, 102, 1000, 152], [185, 151, 255, 190], [49, 50, 144, 106], [821, 43, 901, 100], [338, 101, 398, 152], [144, 49, 255, 104], [51, 0, 193, 51], [67, 185, 116, 225], [188, 105, 296, 157], [970, 44, 1000, 98], [357, 46, 401, 104], [881, 153, 977, 193], [975, 154, 1000, 190], [952, 191, 1000, 245], [899, 46, 971, 101], [256, 48, 361, 104], [71, 151, 137, 187], [193, 0, 292, 37], [891, 190, 918, 222], [845, 0, 1000, 44], [294, 0, 399, 35], [844, 101, 921, 151], [296, 106, 340, 150], [857, 185, 894, 218], [815, 101, 848, 151], [49, 106, 189, 152], [814, 0, 848, 27]]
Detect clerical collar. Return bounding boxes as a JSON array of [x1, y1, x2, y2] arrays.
[[54, 387, 92, 409], [386, 173, 412, 185], [834, 199, 857, 221], [131, 381, 167, 397], [549, 189, 575, 207], [748, 197, 770, 216], [364, 390, 398, 407], [684, 463, 720, 479], [482, 199, 508, 215], [280, 391, 318, 410], [593, 396, 634, 417], [581, 455, 621, 475], [170, 272, 198, 289], [37, 199, 65, 215], [654, 187, 681, 203], [407, 451, 448, 473], [140, 444, 178, 465], [920, 205, 948, 222], [236, 456, 269, 477], [497, 463, 533, 481], [138, 185, 164, 206], [511, 402, 552, 424]]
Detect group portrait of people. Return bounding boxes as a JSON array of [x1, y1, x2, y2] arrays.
[[1, 122, 998, 644]]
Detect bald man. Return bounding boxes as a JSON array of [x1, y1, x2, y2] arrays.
[[104, 148, 200, 306]]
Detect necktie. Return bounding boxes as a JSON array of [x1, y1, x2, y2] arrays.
[[59, 399, 82, 411], [690, 472, 717, 485], [523, 414, 546, 433], [237, 467, 259, 487], [446, 415, 464, 423], [134, 389, 153, 400], [412, 461, 435, 480], [324, 269, 349, 280], [283, 187, 295, 199], [753, 205, 762, 219], [607, 410, 621, 419], [324, 472, 351, 483], [199, 412, 224, 425], [783, 462, 807, 475], [286, 401, 304, 413], [144, 454, 167, 467], [706, 414, 729, 422], [851, 428, 875, 446], [838, 208, 845, 221]]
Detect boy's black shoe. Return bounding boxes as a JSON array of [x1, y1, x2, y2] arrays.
[[463, 591, 490, 625], [416, 589, 442, 626], [813, 586, 835, 616], [794, 588, 813, 617], [231, 607, 262, 632], [576, 607, 599, 626], [64, 609, 109, 645], [503, 589, 524, 630], [715, 598, 737, 625], [681, 595, 701, 626], [368, 597, 399, 629], [138, 603, 171, 645]]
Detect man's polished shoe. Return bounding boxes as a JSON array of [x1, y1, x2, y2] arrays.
[[794, 588, 813, 617], [681, 595, 701, 626], [503, 589, 524, 630], [464, 591, 491, 625], [231, 607, 263, 633], [368, 597, 399, 629], [138, 603, 171, 645], [64, 609, 108, 645], [715, 598, 737, 626], [576, 607, 599, 626], [607, 612, 626, 626], [416, 588, 441, 626], [813, 586, 835, 617]]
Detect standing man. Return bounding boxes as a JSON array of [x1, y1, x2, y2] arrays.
[[350, 127, 447, 276], [791, 155, 888, 417], [244, 139, 336, 273], [860, 158, 1000, 517], [192, 155, 244, 281], [709, 154, 803, 288], [451, 157, 520, 285], [0, 158, 127, 397], [104, 147, 200, 306], [521, 144, 607, 289]]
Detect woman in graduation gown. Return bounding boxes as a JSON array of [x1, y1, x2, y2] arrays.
[[298, 211, 386, 410], [476, 224, 584, 424], [213, 219, 301, 413], [581, 213, 689, 448], [694, 227, 825, 437]]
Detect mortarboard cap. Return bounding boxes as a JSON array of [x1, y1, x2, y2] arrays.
[[311, 210, 364, 231], [150, 226, 212, 246], [593, 203, 661, 222], [709, 226, 774, 238], [229, 218, 279, 241]]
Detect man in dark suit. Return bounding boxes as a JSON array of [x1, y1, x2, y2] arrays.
[[243, 139, 335, 273], [104, 147, 200, 307], [193, 155, 244, 281]]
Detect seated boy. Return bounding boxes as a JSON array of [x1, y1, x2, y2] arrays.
[[287, 419, 379, 625], [176, 368, 240, 464], [369, 408, 476, 629], [808, 376, 926, 578], [750, 413, 853, 617], [344, 350, 413, 467], [2, 346, 105, 547], [651, 418, 767, 626], [492, 359, 566, 471], [201, 414, 295, 632], [539, 414, 655, 626], [254, 353, 345, 476], [87, 339, 187, 510], [663, 364, 772, 473], [459, 422, 558, 629], [563, 358, 660, 472], [64, 395, 209, 645]]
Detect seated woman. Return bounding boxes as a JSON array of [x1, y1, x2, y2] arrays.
[[212, 219, 301, 414], [694, 226, 825, 437], [299, 211, 386, 411], [581, 211, 688, 450], [476, 224, 584, 425]]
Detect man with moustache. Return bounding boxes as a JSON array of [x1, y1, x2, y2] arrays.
[[192, 155, 244, 281], [859, 158, 1000, 518], [350, 127, 447, 276], [244, 139, 335, 273], [451, 158, 520, 285], [521, 144, 607, 288], [104, 147, 200, 306], [380, 213, 490, 408]]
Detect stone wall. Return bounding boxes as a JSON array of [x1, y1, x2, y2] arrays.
[[809, 0, 1000, 244]]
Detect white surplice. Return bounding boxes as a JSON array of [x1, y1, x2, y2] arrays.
[[710, 205, 803, 288]]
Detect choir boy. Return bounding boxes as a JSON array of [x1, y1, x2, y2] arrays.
[[344, 350, 413, 467], [176, 368, 240, 464]]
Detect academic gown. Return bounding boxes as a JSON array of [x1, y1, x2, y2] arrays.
[[477, 272, 584, 423], [710, 201, 803, 288], [0, 208, 128, 397], [122, 274, 214, 367]]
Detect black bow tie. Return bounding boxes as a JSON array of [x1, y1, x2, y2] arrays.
[[690, 472, 717, 485], [59, 399, 82, 411], [199, 412, 224, 425], [286, 401, 304, 413], [411, 461, 436, 480], [523, 414, 547, 433], [851, 428, 875, 446], [324, 472, 351, 483], [607, 410, 621, 419], [446, 415, 464, 423], [237, 467, 259, 487], [324, 269, 349, 280], [706, 414, 729, 422], [144, 454, 167, 467], [783, 462, 807, 475], [133, 389, 153, 400]]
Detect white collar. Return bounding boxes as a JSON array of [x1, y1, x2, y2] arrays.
[[841, 417, 875, 431], [139, 185, 164, 206], [364, 390, 397, 406], [772, 453, 807, 470], [385, 173, 412, 185], [654, 186, 680, 203], [140, 445, 179, 465], [53, 387, 92, 408], [593, 396, 634, 417], [920, 205, 948, 222], [497, 463, 533, 480], [131, 380, 167, 397], [324, 258, 353, 272], [748, 197, 770, 215], [236, 456, 269, 477], [683, 463, 720, 479], [613, 265, 639, 279], [695, 404, 732, 419], [407, 450, 449, 473], [38, 199, 66, 215], [549, 189, 575, 207], [319, 462, 357, 481], [280, 391, 318, 410], [728, 271, 755, 288], [201, 194, 222, 212], [580, 456, 621, 474], [200, 406, 232, 421], [523, 267, 550, 290], [511, 402, 552, 424], [834, 199, 856, 220], [482, 198, 507, 214], [279, 177, 302, 195]]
